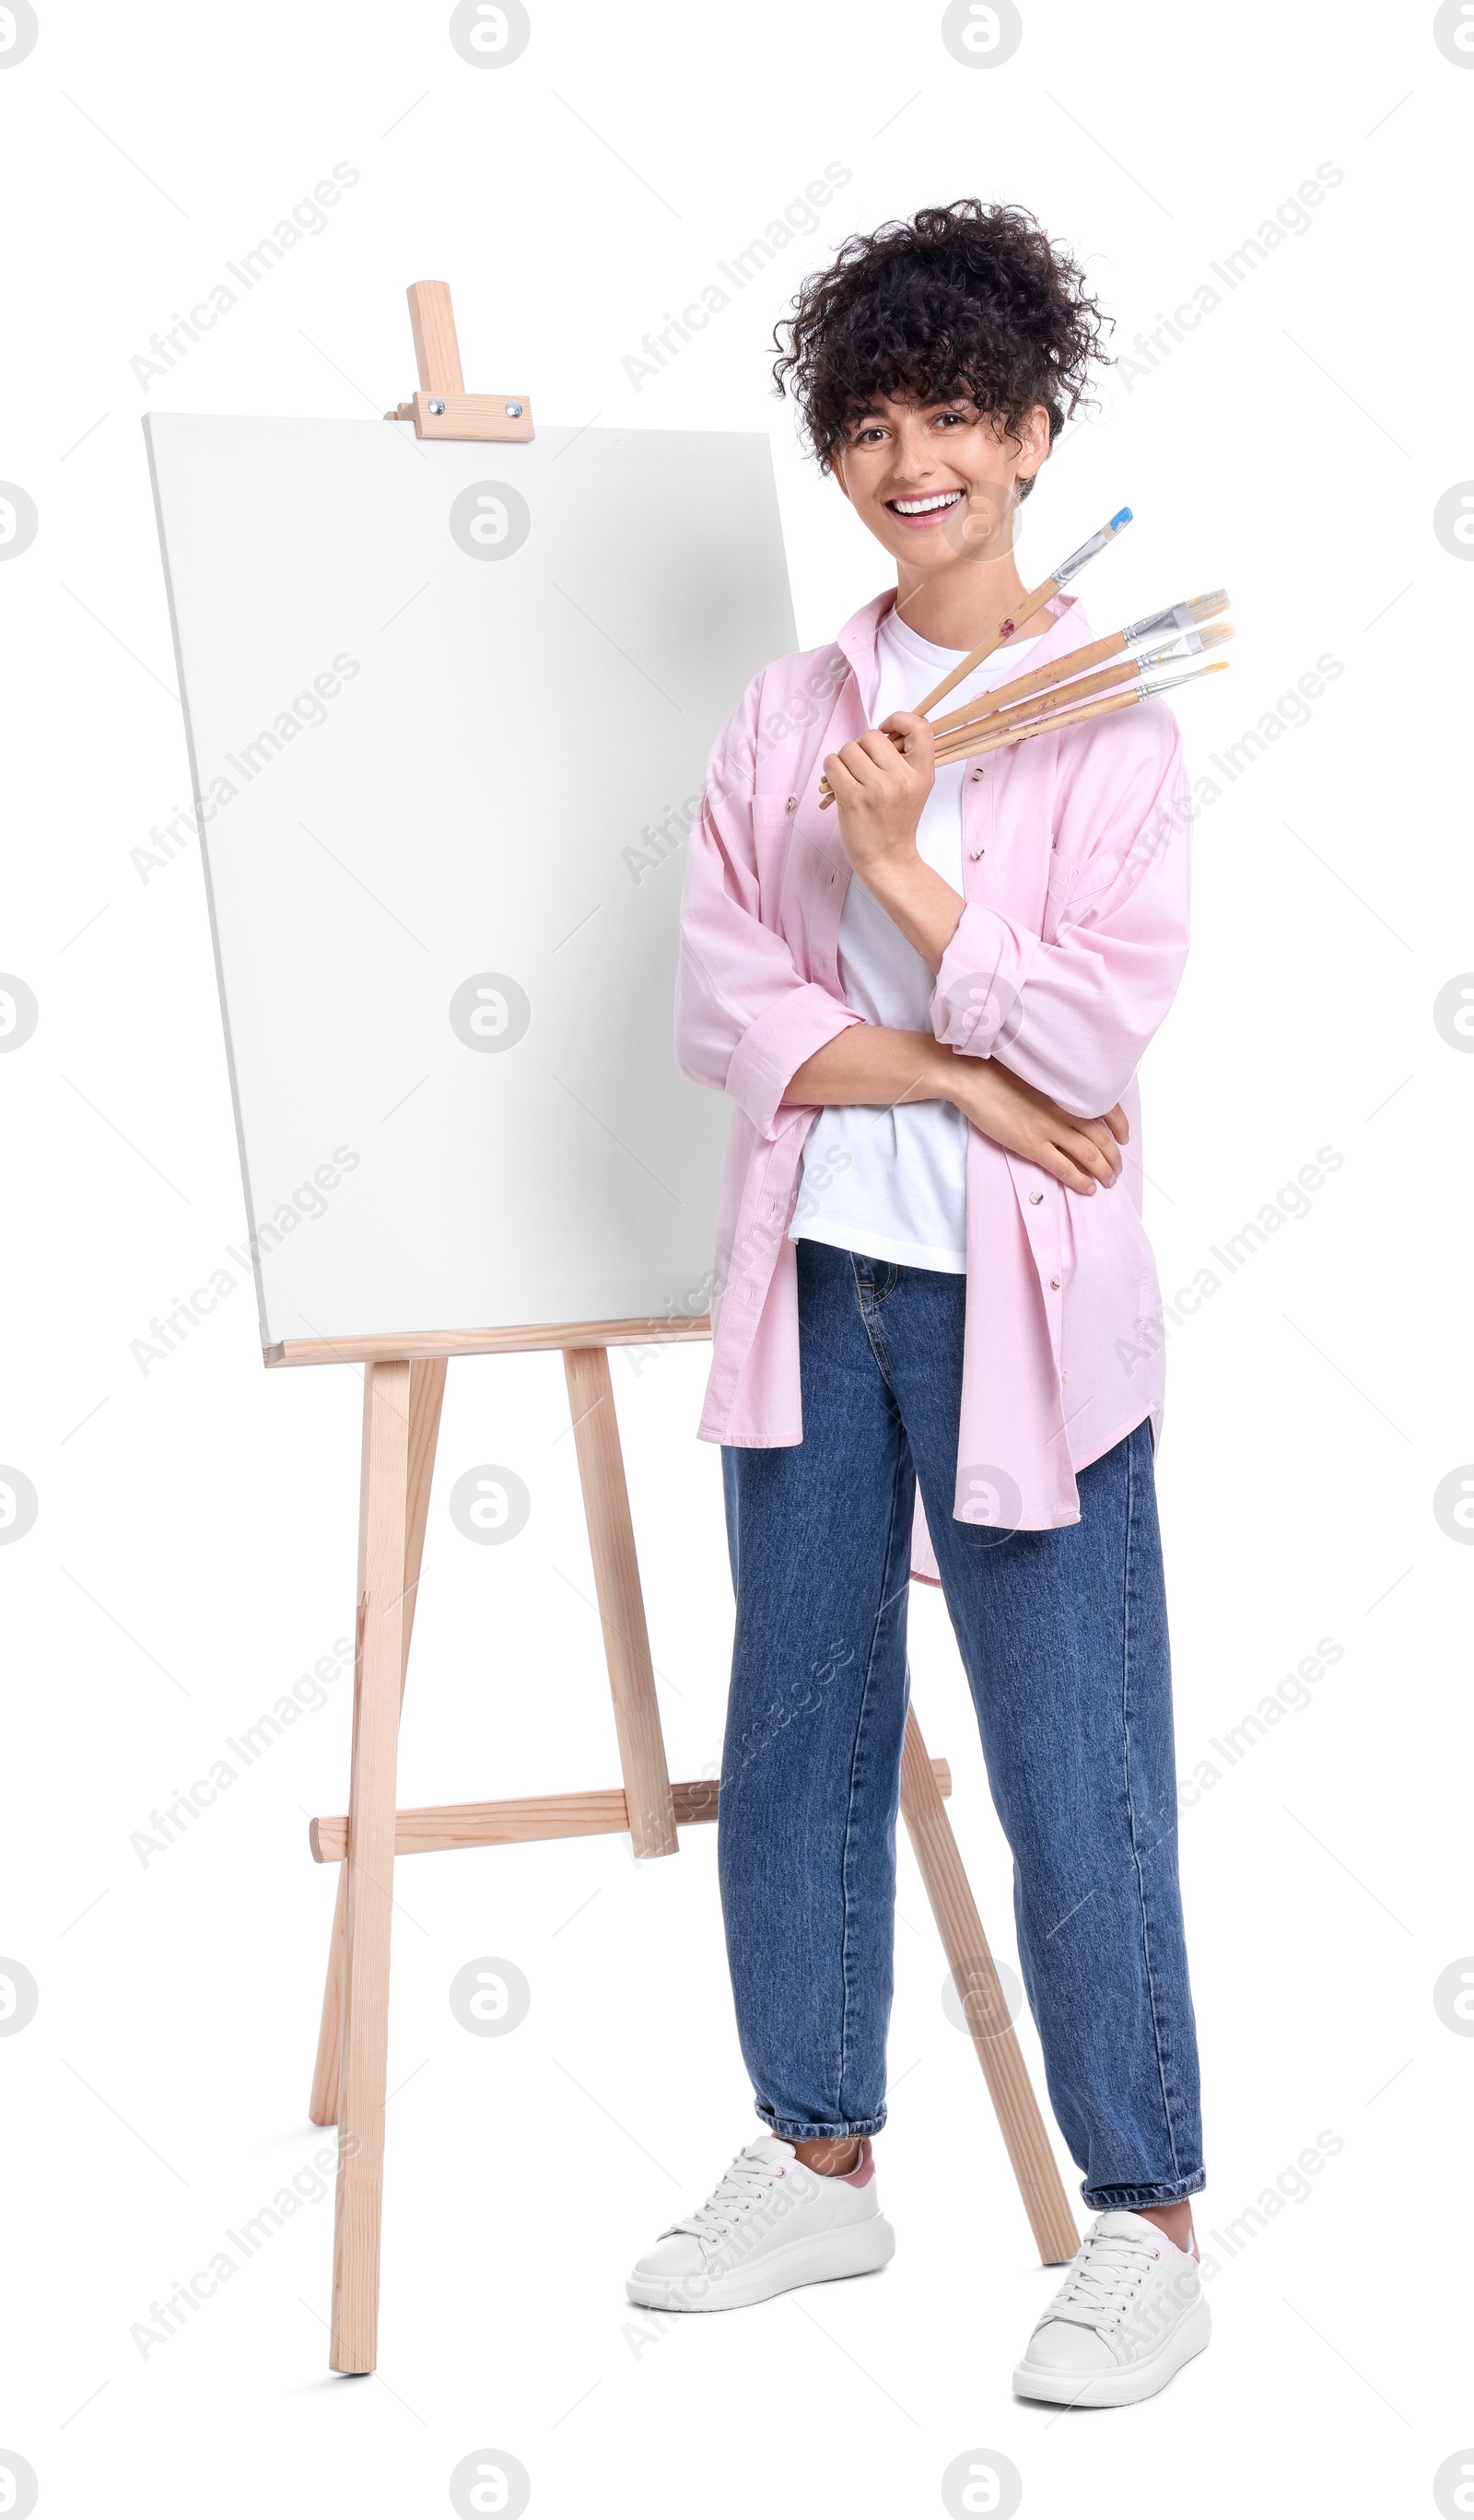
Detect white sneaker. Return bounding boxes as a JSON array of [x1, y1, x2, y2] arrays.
[[626, 2135, 895, 2313], [1012, 2209, 1211, 2406]]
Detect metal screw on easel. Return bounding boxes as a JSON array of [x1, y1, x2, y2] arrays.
[[386, 281, 535, 441]]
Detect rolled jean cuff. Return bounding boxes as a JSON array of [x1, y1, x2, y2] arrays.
[[1082, 2174, 1206, 2211], [757, 2104, 887, 2141]]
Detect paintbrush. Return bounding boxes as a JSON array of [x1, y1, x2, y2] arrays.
[[930, 591, 1230, 743], [817, 504, 1133, 804], [940, 656, 1230, 766], [932, 619, 1234, 763], [911, 505, 1134, 715]]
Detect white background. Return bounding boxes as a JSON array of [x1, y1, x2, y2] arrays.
[[2, 4, 1470, 2515]]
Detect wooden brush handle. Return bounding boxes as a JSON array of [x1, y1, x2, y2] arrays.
[[912, 575, 1062, 719], [948, 683, 1145, 762], [818, 578, 1064, 801], [930, 627, 1129, 738], [934, 651, 1148, 759]]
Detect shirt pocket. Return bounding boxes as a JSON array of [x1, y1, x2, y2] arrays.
[[750, 791, 803, 934]]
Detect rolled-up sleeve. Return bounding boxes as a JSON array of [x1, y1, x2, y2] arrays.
[[930, 699, 1192, 1118], [674, 674, 863, 1140]]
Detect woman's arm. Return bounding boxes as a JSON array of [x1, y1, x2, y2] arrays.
[[823, 697, 1193, 1120], [783, 1026, 1127, 1195], [928, 710, 1192, 1115], [823, 710, 960, 971]]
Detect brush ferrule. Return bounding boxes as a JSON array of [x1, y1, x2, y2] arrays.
[[1130, 627, 1202, 672], [1123, 599, 1197, 645], [1054, 511, 1133, 585], [1138, 664, 1212, 698]]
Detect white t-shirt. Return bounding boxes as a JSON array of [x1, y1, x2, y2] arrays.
[[790, 605, 1044, 1273]]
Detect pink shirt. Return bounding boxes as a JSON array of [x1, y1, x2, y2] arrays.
[[673, 587, 1192, 1580]]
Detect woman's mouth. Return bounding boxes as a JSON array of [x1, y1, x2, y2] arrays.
[[884, 488, 965, 532]]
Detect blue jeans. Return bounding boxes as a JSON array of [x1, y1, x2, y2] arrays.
[[718, 1238, 1204, 2210]]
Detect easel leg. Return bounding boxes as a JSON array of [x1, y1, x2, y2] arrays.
[[899, 1707, 1079, 2266], [329, 1359, 415, 2373], [309, 1866, 349, 2127], [564, 1347, 677, 1858], [310, 1359, 445, 2127]]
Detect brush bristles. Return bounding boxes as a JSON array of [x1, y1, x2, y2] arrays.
[[1187, 589, 1230, 625], [1141, 658, 1230, 697], [1198, 619, 1235, 651]]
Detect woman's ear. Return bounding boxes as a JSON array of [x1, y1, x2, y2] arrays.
[[1016, 402, 1053, 489]]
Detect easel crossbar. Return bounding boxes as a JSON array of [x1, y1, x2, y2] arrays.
[[309, 1762, 954, 1863]]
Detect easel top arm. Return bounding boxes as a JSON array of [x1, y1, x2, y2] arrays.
[[383, 278, 535, 443]]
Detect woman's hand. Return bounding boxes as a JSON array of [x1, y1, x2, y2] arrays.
[[823, 709, 936, 885], [822, 711, 967, 973], [944, 1057, 1129, 1193]]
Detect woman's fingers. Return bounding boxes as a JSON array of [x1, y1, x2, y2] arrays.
[[853, 726, 913, 776], [823, 748, 865, 797], [825, 718, 932, 798], [825, 736, 887, 791], [1047, 1124, 1120, 1189], [1035, 1139, 1098, 1193], [880, 708, 936, 764], [944, 1059, 1129, 1197], [1073, 1115, 1123, 1180]]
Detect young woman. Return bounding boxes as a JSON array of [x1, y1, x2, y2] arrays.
[[628, 202, 1209, 2407]]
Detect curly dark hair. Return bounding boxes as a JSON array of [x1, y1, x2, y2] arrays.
[[771, 200, 1110, 493]]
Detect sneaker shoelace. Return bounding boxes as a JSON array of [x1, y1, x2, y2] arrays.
[[1044, 2223, 1159, 2329], [661, 2146, 790, 2251]]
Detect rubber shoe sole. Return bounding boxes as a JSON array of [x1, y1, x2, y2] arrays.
[[626, 2214, 895, 2313], [1012, 2295, 1211, 2406]]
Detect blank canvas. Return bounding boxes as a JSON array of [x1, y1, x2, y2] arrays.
[[144, 414, 796, 1351]]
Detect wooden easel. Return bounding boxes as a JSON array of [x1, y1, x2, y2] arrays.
[[292, 284, 1078, 2377]]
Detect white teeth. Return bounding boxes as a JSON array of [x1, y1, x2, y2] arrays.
[[892, 492, 963, 514]]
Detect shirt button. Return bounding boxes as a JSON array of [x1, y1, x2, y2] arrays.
[[786, 795, 798, 812], [1028, 1191, 1043, 1205], [1049, 1274, 1061, 1290]]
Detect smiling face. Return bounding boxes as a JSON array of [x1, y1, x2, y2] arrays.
[[833, 393, 1052, 584]]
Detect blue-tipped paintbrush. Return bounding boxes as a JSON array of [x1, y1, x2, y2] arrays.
[[818, 505, 1133, 804], [913, 504, 1134, 718]]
